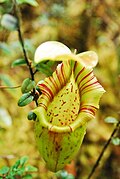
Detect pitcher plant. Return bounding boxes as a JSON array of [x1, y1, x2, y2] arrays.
[[33, 41, 105, 172]]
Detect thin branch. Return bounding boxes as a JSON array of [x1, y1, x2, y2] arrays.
[[33, 69, 39, 75], [0, 85, 21, 89], [12, 0, 39, 106], [87, 120, 120, 179], [13, 0, 34, 81]]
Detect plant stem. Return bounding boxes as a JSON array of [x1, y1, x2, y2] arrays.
[[0, 85, 21, 89], [87, 120, 120, 179], [13, 0, 34, 81], [12, 0, 39, 106]]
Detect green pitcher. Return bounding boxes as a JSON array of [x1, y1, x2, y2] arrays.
[[33, 41, 105, 172]]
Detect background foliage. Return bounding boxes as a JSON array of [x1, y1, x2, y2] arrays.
[[0, 0, 120, 178]]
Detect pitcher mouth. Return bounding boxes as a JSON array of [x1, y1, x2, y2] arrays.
[[34, 106, 93, 133]]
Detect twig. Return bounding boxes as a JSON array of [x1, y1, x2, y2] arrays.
[[87, 120, 120, 179], [0, 85, 21, 89], [33, 69, 38, 75], [12, 0, 34, 81]]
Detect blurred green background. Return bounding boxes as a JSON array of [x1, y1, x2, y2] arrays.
[[0, 0, 120, 178]]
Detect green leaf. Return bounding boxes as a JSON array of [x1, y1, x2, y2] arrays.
[[36, 62, 53, 76], [27, 111, 37, 121], [9, 168, 15, 177], [21, 78, 35, 94], [20, 156, 29, 166], [25, 165, 38, 172], [15, 167, 25, 176], [12, 159, 20, 170], [104, 117, 118, 124], [57, 171, 75, 179], [1, 14, 18, 31], [112, 137, 120, 146], [17, 0, 38, 6], [6, 176, 14, 179], [61, 171, 68, 177], [66, 174, 75, 179], [22, 174, 32, 179], [11, 58, 26, 67], [18, 93, 34, 107], [47, 61, 56, 67], [0, 166, 9, 175]]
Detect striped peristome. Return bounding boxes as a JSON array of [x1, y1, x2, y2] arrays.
[[33, 41, 105, 172]]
